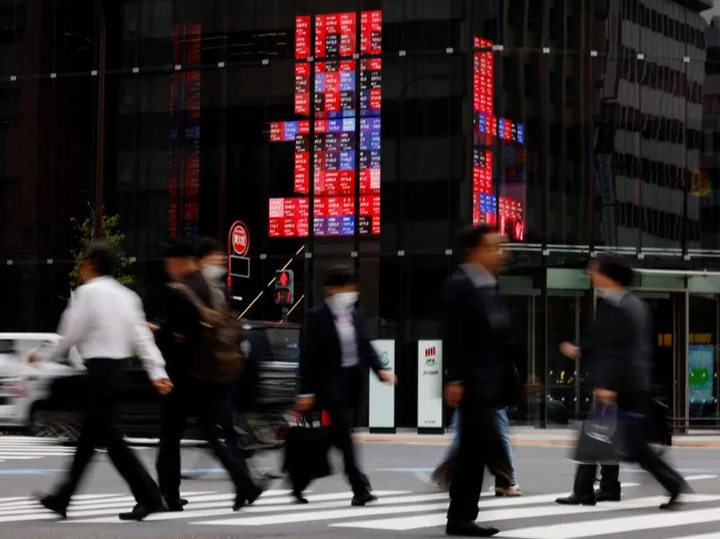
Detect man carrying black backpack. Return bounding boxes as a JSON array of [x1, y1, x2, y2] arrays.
[[153, 239, 261, 512]]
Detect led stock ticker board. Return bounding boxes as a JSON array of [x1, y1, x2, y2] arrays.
[[473, 37, 526, 241], [268, 11, 382, 238]]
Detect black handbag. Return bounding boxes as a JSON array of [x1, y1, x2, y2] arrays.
[[573, 403, 628, 465], [283, 413, 333, 494]]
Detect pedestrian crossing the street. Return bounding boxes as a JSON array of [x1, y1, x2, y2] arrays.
[[0, 436, 74, 463], [0, 476, 719, 537]]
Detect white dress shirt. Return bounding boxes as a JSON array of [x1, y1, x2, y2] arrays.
[[328, 302, 359, 368], [39, 276, 168, 381]]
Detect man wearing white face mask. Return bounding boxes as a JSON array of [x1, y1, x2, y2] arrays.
[[296, 266, 397, 506], [197, 238, 230, 306]]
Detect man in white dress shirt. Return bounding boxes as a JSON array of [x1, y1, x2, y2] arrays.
[[31, 242, 173, 521]]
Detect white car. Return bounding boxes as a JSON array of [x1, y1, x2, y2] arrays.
[[0, 333, 85, 432]]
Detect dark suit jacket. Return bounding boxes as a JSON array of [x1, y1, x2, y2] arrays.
[[580, 292, 651, 411], [156, 271, 213, 385], [443, 267, 519, 409], [299, 304, 384, 411]]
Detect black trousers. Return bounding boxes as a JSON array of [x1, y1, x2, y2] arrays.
[[324, 366, 370, 495], [156, 377, 255, 502], [447, 406, 505, 521], [54, 358, 162, 507], [574, 464, 620, 496]]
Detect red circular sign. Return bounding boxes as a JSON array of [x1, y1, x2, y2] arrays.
[[229, 222, 250, 257]]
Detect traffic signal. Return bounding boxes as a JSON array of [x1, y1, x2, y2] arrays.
[[274, 269, 294, 306]]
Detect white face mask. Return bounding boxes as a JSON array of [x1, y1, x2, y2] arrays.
[[332, 291, 358, 310], [202, 265, 227, 282]]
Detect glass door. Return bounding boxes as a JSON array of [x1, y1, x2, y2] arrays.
[[634, 291, 687, 424]]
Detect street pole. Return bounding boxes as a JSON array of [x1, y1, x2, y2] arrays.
[[92, 0, 107, 239]]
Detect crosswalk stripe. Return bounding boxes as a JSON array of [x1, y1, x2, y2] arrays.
[[684, 475, 718, 481], [0, 490, 290, 521], [499, 500, 720, 539], [0, 491, 222, 514], [72, 491, 413, 524], [672, 534, 720, 539], [328, 494, 720, 531]]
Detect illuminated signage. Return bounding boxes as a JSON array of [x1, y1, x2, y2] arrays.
[[269, 11, 382, 238], [472, 37, 526, 241]]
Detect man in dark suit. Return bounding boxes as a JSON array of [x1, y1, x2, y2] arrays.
[[296, 266, 397, 506], [153, 239, 261, 512], [443, 225, 518, 537], [556, 254, 688, 509]]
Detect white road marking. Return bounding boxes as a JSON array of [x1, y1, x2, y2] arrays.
[[499, 498, 720, 539], [330, 494, 720, 531]]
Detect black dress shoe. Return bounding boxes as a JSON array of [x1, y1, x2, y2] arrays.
[[165, 497, 188, 512], [233, 486, 263, 511], [446, 520, 500, 537], [595, 490, 621, 502], [293, 490, 309, 504], [351, 491, 378, 506], [555, 494, 596, 506], [118, 500, 168, 521], [34, 493, 68, 520]]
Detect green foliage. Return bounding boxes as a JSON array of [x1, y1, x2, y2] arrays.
[[69, 214, 135, 290]]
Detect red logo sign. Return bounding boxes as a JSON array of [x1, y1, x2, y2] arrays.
[[229, 221, 250, 257], [425, 347, 436, 358]]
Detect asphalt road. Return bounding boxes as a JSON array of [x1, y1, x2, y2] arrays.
[[1, 436, 720, 538]]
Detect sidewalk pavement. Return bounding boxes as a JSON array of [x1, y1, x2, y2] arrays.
[[353, 427, 720, 449]]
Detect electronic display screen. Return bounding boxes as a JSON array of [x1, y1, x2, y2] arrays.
[[269, 11, 382, 238], [472, 36, 526, 241]]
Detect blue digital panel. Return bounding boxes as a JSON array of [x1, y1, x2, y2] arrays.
[[360, 117, 381, 130], [315, 73, 326, 93], [185, 125, 201, 140], [339, 150, 355, 170], [326, 216, 341, 235], [360, 129, 381, 151], [283, 121, 299, 141], [498, 118, 506, 139], [517, 123, 525, 144], [479, 193, 497, 215], [478, 114, 487, 134], [340, 72, 355, 92], [314, 217, 328, 236], [341, 215, 355, 235], [328, 119, 343, 133], [343, 118, 355, 132]]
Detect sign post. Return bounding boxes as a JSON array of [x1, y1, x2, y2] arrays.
[[227, 221, 251, 291], [417, 340, 444, 434], [368, 340, 395, 433]]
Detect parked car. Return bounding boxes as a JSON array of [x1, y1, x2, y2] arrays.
[[0, 333, 85, 434]]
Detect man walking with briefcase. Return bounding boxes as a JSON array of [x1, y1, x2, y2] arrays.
[[556, 254, 688, 509]]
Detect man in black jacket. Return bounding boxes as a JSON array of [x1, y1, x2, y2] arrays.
[[296, 266, 396, 506], [154, 239, 260, 512], [443, 225, 517, 537], [556, 254, 688, 509]]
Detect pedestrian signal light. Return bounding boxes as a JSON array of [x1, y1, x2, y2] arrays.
[[274, 270, 294, 306]]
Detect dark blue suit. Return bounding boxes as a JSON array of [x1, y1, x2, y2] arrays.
[[443, 267, 519, 522], [299, 304, 383, 494]]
